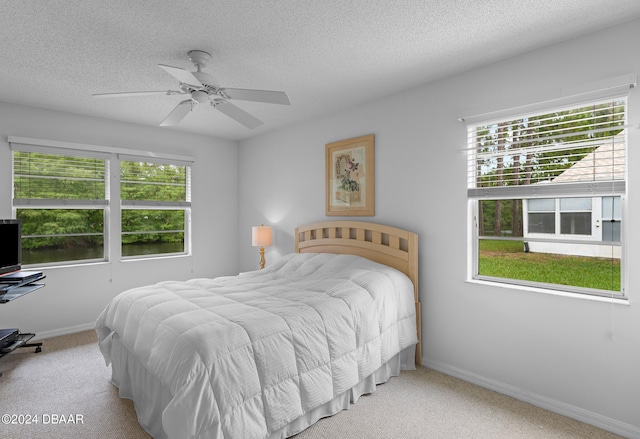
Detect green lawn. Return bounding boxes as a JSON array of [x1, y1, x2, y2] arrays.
[[478, 240, 621, 292]]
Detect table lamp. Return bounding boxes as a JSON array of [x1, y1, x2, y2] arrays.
[[252, 224, 272, 269]]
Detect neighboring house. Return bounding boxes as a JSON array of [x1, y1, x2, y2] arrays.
[[523, 138, 624, 258]]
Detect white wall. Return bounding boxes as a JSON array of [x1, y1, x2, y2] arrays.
[[0, 103, 239, 338], [237, 19, 640, 437]]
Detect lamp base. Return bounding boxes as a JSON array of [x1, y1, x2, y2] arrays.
[[258, 246, 266, 270]]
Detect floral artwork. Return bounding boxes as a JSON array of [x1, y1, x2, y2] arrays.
[[325, 134, 374, 216], [336, 152, 361, 203]]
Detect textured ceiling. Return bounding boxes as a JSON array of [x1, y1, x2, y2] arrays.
[[1, 0, 640, 141]]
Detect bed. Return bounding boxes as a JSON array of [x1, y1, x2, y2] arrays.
[[96, 220, 421, 439]]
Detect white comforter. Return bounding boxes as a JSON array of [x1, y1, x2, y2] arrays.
[[96, 253, 417, 439]]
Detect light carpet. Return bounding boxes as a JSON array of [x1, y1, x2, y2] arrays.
[[0, 330, 622, 439]]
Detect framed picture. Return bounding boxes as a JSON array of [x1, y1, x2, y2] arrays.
[[326, 134, 374, 216]]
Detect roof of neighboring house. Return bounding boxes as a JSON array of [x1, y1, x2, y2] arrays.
[[552, 134, 625, 183]]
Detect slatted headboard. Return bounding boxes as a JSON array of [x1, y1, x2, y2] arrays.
[[295, 220, 422, 365]]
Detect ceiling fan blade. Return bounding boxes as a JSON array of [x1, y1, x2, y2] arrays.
[[158, 64, 203, 88], [92, 90, 182, 98], [221, 88, 291, 105], [160, 100, 194, 126], [215, 101, 263, 129]]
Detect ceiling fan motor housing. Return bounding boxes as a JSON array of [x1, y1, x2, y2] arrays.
[[191, 90, 210, 103]]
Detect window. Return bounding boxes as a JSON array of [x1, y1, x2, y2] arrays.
[[10, 138, 193, 266], [12, 148, 109, 265], [525, 197, 594, 236], [602, 196, 621, 242], [559, 197, 592, 235], [467, 97, 627, 297], [120, 158, 191, 258], [527, 198, 555, 234]]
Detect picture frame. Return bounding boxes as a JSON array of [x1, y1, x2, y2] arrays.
[[325, 134, 375, 216]]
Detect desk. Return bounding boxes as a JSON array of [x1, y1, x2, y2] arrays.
[[0, 283, 45, 303], [0, 277, 44, 377]]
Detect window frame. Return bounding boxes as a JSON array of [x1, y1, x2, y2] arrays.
[[9, 137, 194, 268], [524, 197, 599, 240], [465, 96, 628, 299], [119, 155, 192, 260], [11, 145, 111, 267]]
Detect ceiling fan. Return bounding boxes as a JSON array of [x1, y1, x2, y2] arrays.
[[93, 50, 291, 129]]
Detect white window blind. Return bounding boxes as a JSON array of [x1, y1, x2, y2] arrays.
[[12, 148, 109, 207], [467, 97, 627, 199], [119, 157, 191, 208]]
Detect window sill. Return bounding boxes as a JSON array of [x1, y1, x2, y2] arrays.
[[466, 278, 630, 305], [23, 260, 109, 271], [121, 253, 191, 263]]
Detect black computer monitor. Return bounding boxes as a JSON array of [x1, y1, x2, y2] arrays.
[[0, 219, 22, 276]]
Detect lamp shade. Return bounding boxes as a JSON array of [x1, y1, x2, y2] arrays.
[[252, 225, 272, 247]]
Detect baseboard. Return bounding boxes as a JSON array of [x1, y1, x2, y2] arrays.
[[423, 359, 640, 439], [31, 322, 96, 341]]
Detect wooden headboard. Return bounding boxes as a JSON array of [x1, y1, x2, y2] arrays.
[[295, 220, 422, 365]]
